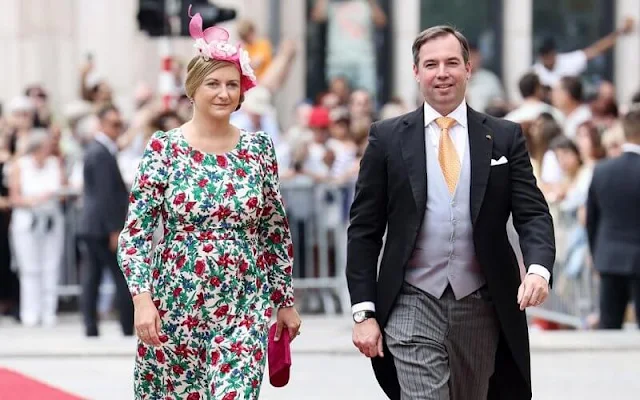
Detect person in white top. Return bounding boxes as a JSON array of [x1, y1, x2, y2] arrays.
[[551, 76, 593, 139], [532, 17, 634, 88], [8, 129, 66, 327], [504, 72, 565, 125]]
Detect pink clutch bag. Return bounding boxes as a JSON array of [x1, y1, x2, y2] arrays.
[[267, 324, 292, 387]]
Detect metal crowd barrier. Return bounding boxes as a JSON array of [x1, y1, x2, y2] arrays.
[[514, 206, 599, 329], [55, 180, 354, 315]]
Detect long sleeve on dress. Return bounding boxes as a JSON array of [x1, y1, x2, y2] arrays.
[[258, 132, 295, 308], [117, 131, 169, 297]]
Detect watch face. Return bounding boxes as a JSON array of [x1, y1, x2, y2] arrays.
[[354, 312, 365, 323]]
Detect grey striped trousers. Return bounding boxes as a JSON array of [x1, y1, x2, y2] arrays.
[[385, 283, 499, 400]]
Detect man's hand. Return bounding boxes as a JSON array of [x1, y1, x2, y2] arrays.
[[517, 274, 549, 311], [353, 319, 384, 358]]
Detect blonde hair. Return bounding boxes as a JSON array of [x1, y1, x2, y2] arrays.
[[236, 19, 255, 42], [185, 56, 244, 111]]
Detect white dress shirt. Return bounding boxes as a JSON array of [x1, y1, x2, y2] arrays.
[[351, 101, 550, 314], [622, 142, 640, 155]]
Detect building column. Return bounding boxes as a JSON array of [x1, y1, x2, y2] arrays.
[[502, 0, 533, 103], [391, 0, 420, 108], [615, 0, 640, 106]]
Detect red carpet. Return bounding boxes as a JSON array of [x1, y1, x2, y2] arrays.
[[0, 368, 85, 400]]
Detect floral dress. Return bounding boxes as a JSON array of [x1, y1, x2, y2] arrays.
[[117, 128, 295, 400]]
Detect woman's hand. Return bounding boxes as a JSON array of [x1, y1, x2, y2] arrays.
[[133, 292, 162, 346], [275, 306, 302, 342]]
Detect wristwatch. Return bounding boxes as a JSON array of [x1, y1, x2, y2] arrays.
[[353, 310, 376, 323]]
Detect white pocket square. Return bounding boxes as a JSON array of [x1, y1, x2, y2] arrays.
[[490, 156, 508, 166]]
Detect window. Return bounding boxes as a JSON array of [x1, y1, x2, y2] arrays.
[[419, 0, 504, 78], [532, 0, 614, 85], [304, 0, 393, 106]]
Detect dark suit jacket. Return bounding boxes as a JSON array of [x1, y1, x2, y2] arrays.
[[77, 138, 129, 238], [346, 106, 556, 400], [586, 151, 640, 277]]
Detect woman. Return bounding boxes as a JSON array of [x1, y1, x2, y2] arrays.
[[575, 121, 607, 169], [8, 129, 66, 327], [117, 9, 301, 400]]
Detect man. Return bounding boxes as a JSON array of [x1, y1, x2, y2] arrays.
[[465, 41, 505, 114], [504, 72, 564, 125], [346, 26, 555, 400], [550, 76, 592, 139], [77, 105, 133, 337], [532, 17, 634, 88], [586, 106, 640, 329]]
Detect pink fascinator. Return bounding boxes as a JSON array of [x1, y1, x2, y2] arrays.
[[188, 5, 257, 92]]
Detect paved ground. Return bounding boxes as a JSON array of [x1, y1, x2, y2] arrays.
[[1, 315, 639, 399]]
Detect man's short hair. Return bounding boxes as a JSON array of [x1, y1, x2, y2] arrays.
[[412, 25, 470, 66], [538, 37, 556, 56], [622, 104, 640, 140], [560, 76, 583, 102], [96, 104, 119, 121], [519, 73, 541, 98]]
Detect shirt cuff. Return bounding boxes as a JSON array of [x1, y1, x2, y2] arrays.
[[527, 264, 550, 283], [351, 301, 376, 314]]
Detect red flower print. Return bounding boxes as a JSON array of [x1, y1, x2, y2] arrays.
[[167, 380, 174, 392], [128, 192, 136, 203], [126, 247, 137, 255], [246, 197, 258, 209], [230, 341, 244, 356], [172, 287, 182, 297], [155, 349, 166, 363], [237, 148, 251, 161], [198, 178, 208, 188], [255, 278, 262, 290], [285, 266, 292, 275], [271, 289, 284, 304], [224, 183, 236, 197], [217, 254, 233, 268], [209, 276, 221, 287], [216, 155, 228, 168], [222, 391, 237, 400], [252, 379, 260, 388], [265, 307, 273, 318], [173, 192, 186, 205], [192, 151, 204, 163], [185, 201, 196, 212], [203, 243, 214, 253], [264, 252, 278, 265], [236, 168, 246, 177], [220, 363, 232, 374], [138, 344, 147, 358], [152, 269, 160, 279], [261, 205, 273, 216], [150, 139, 163, 152], [214, 336, 224, 344], [145, 373, 154, 382], [159, 334, 169, 343], [214, 305, 229, 318], [175, 344, 190, 358], [238, 259, 249, 274], [287, 243, 294, 257], [182, 315, 199, 330], [187, 392, 200, 400], [195, 260, 205, 276], [213, 205, 232, 219], [195, 292, 205, 307], [270, 232, 282, 244], [211, 350, 220, 365], [254, 349, 263, 362], [172, 364, 185, 375], [176, 256, 186, 269]]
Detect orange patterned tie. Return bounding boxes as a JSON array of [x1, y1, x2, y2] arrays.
[[435, 116, 460, 195]]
